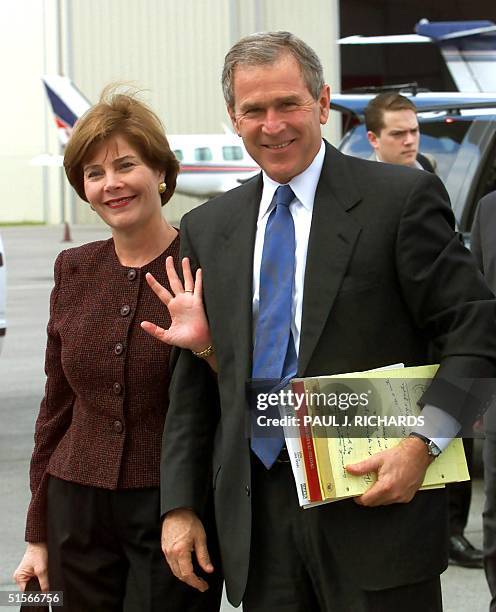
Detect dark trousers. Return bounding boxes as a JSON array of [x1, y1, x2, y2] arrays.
[[243, 457, 442, 612], [46, 476, 222, 612], [447, 438, 474, 535]]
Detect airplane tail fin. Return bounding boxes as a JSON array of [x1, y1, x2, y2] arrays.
[[415, 20, 496, 92], [42, 75, 91, 146]]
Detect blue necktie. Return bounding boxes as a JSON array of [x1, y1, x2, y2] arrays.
[[251, 185, 298, 468]]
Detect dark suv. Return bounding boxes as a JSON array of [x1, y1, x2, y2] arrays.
[[331, 92, 496, 240]]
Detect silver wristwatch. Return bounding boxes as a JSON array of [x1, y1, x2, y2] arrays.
[[408, 432, 442, 458]]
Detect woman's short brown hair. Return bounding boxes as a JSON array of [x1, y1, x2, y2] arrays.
[[64, 87, 179, 206]]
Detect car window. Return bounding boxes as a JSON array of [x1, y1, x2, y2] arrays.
[[339, 119, 473, 183], [339, 125, 372, 159], [417, 119, 473, 183], [446, 119, 496, 231]]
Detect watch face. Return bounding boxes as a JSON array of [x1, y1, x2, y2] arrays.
[[428, 441, 442, 457]]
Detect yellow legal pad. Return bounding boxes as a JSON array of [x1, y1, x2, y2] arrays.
[[285, 365, 469, 507]]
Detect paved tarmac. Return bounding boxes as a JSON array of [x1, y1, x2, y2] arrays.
[[0, 225, 491, 611]]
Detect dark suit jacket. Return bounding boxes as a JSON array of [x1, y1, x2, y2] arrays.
[[417, 152, 436, 173], [26, 237, 179, 542], [471, 191, 496, 432], [161, 142, 496, 605]]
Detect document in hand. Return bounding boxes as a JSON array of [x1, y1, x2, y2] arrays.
[[281, 365, 469, 508]]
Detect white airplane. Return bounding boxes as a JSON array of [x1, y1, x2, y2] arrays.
[[339, 19, 496, 93], [33, 75, 259, 198]]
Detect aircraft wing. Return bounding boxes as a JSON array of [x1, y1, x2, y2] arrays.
[[339, 20, 496, 93], [30, 153, 64, 167], [338, 34, 430, 45]]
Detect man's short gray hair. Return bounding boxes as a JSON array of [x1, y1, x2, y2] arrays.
[[222, 31, 325, 109]]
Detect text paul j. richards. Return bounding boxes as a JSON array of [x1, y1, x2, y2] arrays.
[[256, 414, 426, 428]]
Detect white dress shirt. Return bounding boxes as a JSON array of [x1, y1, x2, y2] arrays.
[[252, 140, 325, 354], [375, 152, 424, 171]]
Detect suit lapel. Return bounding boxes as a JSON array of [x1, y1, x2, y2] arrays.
[[219, 175, 262, 379], [298, 144, 362, 375]]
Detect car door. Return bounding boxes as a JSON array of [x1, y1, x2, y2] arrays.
[[443, 116, 496, 234]]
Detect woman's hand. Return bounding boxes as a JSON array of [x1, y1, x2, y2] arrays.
[[13, 542, 49, 592], [141, 256, 212, 353]]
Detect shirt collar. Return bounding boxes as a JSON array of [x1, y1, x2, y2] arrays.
[[259, 139, 326, 219], [375, 152, 420, 169]]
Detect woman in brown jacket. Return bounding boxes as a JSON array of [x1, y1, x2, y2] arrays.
[[13, 90, 221, 612]]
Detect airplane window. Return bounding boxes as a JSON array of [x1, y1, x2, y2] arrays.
[[195, 147, 213, 161], [173, 149, 183, 162], [223, 146, 243, 161]]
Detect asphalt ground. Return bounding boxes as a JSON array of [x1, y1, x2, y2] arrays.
[[0, 225, 490, 611]]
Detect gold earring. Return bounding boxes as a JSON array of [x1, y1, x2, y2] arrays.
[[158, 182, 166, 194]]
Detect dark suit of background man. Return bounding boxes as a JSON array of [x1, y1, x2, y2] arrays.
[[365, 92, 483, 569], [471, 190, 496, 609], [160, 32, 496, 611]]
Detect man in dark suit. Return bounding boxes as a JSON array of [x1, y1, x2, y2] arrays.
[[364, 92, 436, 172], [365, 91, 483, 569], [158, 32, 496, 611], [471, 190, 496, 608]]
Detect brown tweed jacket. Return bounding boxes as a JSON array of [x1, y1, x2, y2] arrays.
[[25, 236, 179, 542]]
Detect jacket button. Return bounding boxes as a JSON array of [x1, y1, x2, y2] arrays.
[[245, 485, 250, 496], [114, 342, 124, 355], [127, 269, 137, 281], [120, 305, 130, 317], [113, 420, 123, 433], [113, 382, 122, 395]]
